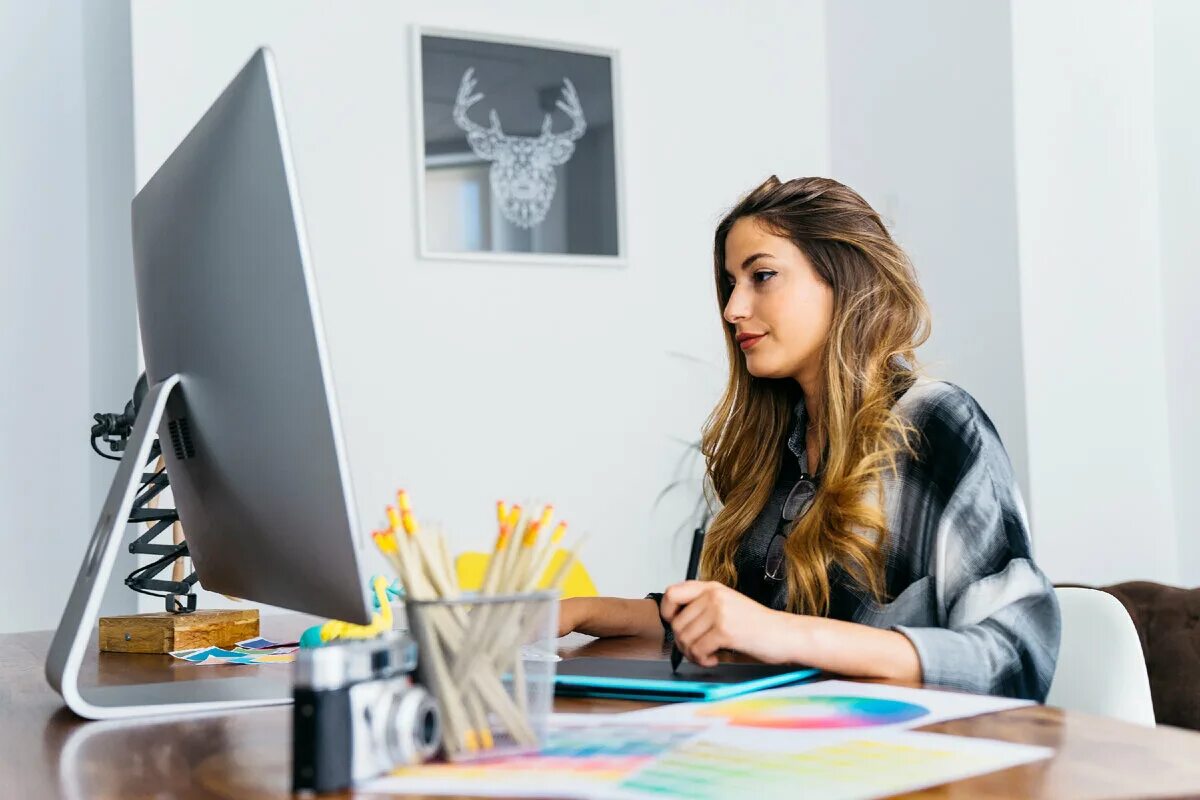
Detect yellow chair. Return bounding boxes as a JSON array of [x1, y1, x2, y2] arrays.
[[455, 549, 598, 598]]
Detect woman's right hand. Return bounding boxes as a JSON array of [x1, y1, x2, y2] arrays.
[[557, 597, 590, 637], [555, 596, 665, 639]]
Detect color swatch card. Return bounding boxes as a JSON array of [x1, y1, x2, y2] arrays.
[[236, 637, 297, 650], [369, 720, 708, 798], [169, 637, 298, 665], [622, 679, 1031, 735], [614, 727, 1052, 800]]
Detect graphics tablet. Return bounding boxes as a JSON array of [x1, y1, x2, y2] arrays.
[[554, 657, 820, 702]]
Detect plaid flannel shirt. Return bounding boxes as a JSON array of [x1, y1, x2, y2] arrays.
[[654, 377, 1060, 701]]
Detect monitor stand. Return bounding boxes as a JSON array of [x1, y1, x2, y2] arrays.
[[44, 374, 291, 719]]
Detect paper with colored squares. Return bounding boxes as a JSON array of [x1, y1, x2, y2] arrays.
[[367, 711, 1051, 799], [616, 728, 1051, 800], [373, 719, 707, 798]]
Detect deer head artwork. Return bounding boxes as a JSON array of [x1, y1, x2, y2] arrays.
[[452, 67, 587, 230]]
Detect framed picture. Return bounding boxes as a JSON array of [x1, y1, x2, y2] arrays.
[[413, 27, 625, 265]]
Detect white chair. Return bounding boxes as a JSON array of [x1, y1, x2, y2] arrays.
[[1045, 587, 1156, 725]]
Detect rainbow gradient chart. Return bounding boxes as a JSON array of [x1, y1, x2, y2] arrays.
[[623, 679, 1032, 734], [696, 694, 929, 730]]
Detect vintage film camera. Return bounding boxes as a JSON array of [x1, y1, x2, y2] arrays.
[[293, 630, 441, 793]]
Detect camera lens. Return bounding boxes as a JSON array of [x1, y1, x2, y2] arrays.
[[420, 705, 440, 747], [386, 686, 442, 765]]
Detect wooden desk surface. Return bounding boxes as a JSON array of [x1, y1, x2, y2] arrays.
[[5, 617, 1200, 799]]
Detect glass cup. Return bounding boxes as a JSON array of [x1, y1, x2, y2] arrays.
[[405, 590, 559, 761]]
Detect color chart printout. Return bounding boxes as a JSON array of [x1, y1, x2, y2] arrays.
[[694, 693, 929, 729], [373, 722, 708, 798], [623, 679, 1032, 734], [614, 729, 1052, 800]]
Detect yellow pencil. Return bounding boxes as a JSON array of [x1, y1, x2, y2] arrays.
[[385, 501, 483, 753], [495, 504, 524, 587], [528, 521, 568, 591], [547, 535, 588, 590], [373, 492, 565, 754], [397, 491, 457, 599], [506, 511, 546, 593], [480, 522, 511, 596]]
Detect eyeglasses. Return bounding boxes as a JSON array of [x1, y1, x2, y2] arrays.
[[764, 475, 818, 582]]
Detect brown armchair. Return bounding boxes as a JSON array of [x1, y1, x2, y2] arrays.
[[1083, 582, 1200, 730]]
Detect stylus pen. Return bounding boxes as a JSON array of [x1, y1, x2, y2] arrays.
[[670, 526, 706, 672]]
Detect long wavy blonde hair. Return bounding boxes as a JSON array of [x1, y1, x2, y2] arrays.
[[699, 176, 932, 615]]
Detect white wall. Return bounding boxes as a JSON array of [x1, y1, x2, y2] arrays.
[[827, 0, 1195, 587], [5, 2, 1194, 634], [0, 1, 137, 633], [826, 0, 1030, 504], [1011, 0, 1179, 585], [84, 0, 140, 622], [1154, 0, 1200, 586], [129, 0, 830, 604]]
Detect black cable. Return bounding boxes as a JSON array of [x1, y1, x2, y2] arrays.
[[123, 530, 194, 605], [91, 436, 122, 461], [125, 547, 185, 582], [127, 585, 172, 600], [132, 467, 169, 507], [126, 582, 188, 613], [96, 373, 193, 611]]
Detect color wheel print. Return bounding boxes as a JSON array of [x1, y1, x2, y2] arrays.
[[697, 695, 929, 729]]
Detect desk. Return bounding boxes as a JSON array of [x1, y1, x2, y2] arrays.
[[3, 617, 1200, 799]]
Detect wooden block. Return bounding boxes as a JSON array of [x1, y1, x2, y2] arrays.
[[98, 609, 260, 654]]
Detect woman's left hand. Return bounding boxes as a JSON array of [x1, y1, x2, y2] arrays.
[[660, 580, 795, 667]]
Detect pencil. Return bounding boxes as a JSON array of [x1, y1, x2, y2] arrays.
[[370, 492, 587, 756], [408, 494, 534, 747], [504, 511, 544, 593], [527, 521, 568, 590]]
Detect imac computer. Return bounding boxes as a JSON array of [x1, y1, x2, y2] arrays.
[[46, 48, 372, 719]]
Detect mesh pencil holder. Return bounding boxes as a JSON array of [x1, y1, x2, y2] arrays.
[[406, 590, 559, 761]]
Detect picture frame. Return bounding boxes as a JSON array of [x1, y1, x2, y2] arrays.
[[411, 26, 627, 266]]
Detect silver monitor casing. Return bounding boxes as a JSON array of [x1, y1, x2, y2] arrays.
[[46, 47, 372, 719]]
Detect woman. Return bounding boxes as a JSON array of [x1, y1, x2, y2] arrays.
[[558, 176, 1060, 701]]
